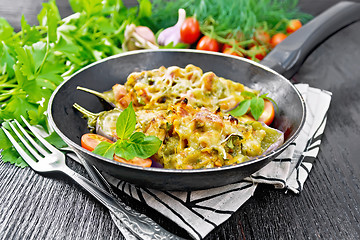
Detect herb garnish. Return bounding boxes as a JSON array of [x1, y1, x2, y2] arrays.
[[229, 91, 277, 120], [93, 103, 162, 161]]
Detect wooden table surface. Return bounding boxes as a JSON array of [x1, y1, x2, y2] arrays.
[[1, 0, 360, 239]]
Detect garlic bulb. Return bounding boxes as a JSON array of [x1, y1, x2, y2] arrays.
[[157, 9, 186, 46]]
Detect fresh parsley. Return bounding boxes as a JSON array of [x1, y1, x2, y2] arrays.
[[229, 91, 277, 120], [93, 103, 162, 161], [0, 0, 153, 167]]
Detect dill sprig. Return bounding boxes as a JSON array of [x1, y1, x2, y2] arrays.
[[150, 0, 312, 41]]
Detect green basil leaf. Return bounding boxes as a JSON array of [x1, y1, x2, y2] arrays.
[[241, 91, 257, 98], [262, 95, 279, 112], [129, 131, 145, 143], [135, 135, 162, 158], [116, 102, 136, 140], [229, 99, 250, 117], [93, 141, 116, 159], [115, 141, 137, 160], [115, 134, 162, 160], [250, 97, 264, 120]]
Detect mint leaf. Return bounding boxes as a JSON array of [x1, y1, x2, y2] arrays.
[[250, 97, 264, 120], [229, 99, 250, 117], [116, 102, 136, 140], [93, 141, 116, 160]]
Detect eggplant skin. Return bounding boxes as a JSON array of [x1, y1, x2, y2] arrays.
[[95, 109, 122, 142]]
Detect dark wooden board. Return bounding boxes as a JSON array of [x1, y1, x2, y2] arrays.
[[1, 0, 359, 239]]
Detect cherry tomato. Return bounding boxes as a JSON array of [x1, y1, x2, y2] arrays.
[[253, 29, 270, 44], [270, 33, 287, 48], [257, 99, 275, 126], [114, 155, 152, 168], [222, 47, 243, 57], [81, 133, 113, 152], [196, 36, 220, 52], [248, 45, 267, 61], [180, 17, 201, 44], [286, 19, 302, 34]]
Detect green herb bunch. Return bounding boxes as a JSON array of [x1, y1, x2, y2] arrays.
[[93, 103, 162, 160], [0, 0, 152, 167], [150, 0, 312, 44]]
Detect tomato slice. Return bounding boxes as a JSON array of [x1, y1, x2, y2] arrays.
[[81, 133, 153, 168], [114, 155, 152, 168], [257, 99, 275, 126], [81, 133, 113, 152]]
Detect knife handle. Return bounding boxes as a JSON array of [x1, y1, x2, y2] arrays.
[[261, 1, 360, 79]]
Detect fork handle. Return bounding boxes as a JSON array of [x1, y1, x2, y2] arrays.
[[61, 167, 183, 240]]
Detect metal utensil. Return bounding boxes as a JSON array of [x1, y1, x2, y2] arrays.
[[1, 116, 183, 240]]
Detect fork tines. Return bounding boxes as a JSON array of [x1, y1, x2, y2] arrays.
[[1, 116, 56, 169]]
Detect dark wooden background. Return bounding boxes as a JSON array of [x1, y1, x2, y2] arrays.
[[1, 0, 360, 239]]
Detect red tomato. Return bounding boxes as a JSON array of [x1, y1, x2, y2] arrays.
[[270, 33, 287, 48], [286, 19, 302, 34], [81, 133, 152, 168], [81, 133, 113, 152], [257, 99, 275, 126], [114, 155, 152, 168], [253, 29, 270, 44], [196, 36, 220, 52], [180, 17, 201, 44], [248, 45, 268, 61], [222, 47, 243, 57]]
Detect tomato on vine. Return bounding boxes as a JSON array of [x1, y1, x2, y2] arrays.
[[286, 19, 302, 33], [247, 45, 268, 61], [180, 17, 201, 44], [253, 29, 271, 45], [270, 33, 287, 48], [196, 36, 220, 52]]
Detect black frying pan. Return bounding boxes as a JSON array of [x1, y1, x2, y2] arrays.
[[48, 2, 360, 191]]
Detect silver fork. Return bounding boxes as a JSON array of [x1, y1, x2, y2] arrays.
[[2, 116, 183, 240]]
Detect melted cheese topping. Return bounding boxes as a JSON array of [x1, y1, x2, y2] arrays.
[[133, 101, 280, 170], [113, 64, 258, 112], [107, 65, 282, 169]]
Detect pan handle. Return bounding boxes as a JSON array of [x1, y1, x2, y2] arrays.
[[261, 1, 360, 79]]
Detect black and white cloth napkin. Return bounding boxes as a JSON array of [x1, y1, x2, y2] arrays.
[[104, 83, 332, 239]]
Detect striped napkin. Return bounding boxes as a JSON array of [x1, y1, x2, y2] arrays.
[[104, 83, 332, 239]]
